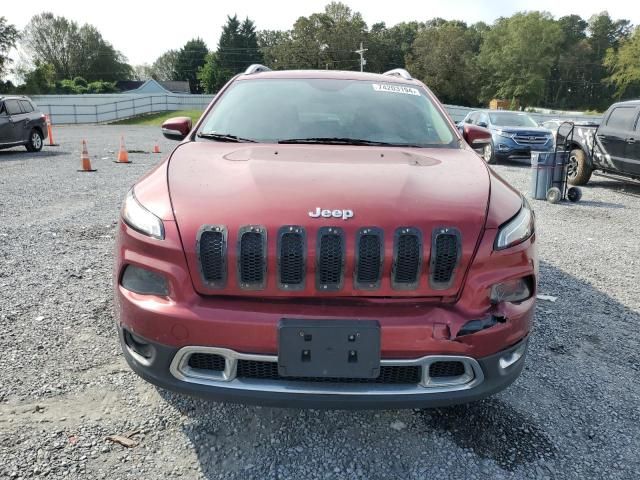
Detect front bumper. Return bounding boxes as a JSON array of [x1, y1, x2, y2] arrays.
[[120, 327, 528, 409]]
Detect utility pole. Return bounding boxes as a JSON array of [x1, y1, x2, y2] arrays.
[[355, 42, 367, 72]]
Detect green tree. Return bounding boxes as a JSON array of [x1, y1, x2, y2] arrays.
[[259, 2, 366, 71], [151, 50, 179, 81], [477, 12, 563, 107], [198, 52, 223, 93], [605, 27, 640, 99], [546, 15, 591, 109], [20, 13, 132, 82], [365, 21, 423, 73], [175, 38, 209, 93], [0, 17, 19, 78], [406, 20, 482, 105], [200, 15, 263, 92], [586, 12, 632, 109], [18, 62, 56, 94]]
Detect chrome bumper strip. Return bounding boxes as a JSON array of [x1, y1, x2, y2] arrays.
[[169, 346, 484, 396]]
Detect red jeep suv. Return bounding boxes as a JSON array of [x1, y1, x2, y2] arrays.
[[115, 66, 536, 408]]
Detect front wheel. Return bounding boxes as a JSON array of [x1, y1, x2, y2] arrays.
[[483, 141, 497, 164], [567, 149, 592, 186], [25, 129, 44, 152]]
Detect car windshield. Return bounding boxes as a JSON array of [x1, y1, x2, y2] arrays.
[[489, 112, 539, 128], [199, 78, 457, 147]]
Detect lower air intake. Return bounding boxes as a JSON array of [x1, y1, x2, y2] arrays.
[[188, 352, 226, 372], [237, 360, 421, 384], [429, 361, 466, 378]]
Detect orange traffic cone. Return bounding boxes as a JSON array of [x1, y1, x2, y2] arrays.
[[153, 143, 161, 154], [115, 136, 131, 163], [45, 115, 59, 146], [78, 140, 96, 172]]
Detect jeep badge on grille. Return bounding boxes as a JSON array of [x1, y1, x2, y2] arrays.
[[308, 208, 354, 220]]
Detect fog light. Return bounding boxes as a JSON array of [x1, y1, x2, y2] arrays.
[[498, 144, 510, 151], [121, 265, 169, 296], [499, 343, 526, 369], [490, 277, 532, 304], [123, 329, 154, 359]]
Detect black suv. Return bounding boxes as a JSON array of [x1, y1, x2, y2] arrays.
[[0, 96, 48, 152], [556, 100, 640, 185]]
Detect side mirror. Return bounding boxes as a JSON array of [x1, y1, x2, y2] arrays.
[[477, 121, 488, 128], [463, 124, 492, 149], [162, 117, 192, 141]]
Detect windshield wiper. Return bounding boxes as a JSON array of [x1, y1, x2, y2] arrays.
[[198, 132, 257, 143], [277, 137, 418, 147]]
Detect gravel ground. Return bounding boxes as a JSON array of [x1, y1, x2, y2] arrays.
[[1, 125, 639, 479]]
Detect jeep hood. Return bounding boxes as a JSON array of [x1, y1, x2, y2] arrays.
[[168, 142, 490, 297]]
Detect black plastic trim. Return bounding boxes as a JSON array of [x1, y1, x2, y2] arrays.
[[429, 227, 462, 290], [391, 227, 423, 290], [316, 227, 345, 292], [195, 225, 228, 289], [354, 227, 384, 290], [237, 225, 267, 290], [276, 226, 306, 291]]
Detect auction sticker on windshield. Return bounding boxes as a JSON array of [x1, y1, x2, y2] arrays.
[[372, 84, 420, 96]]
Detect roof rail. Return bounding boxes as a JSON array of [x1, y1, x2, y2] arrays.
[[383, 68, 413, 80], [244, 64, 272, 75]]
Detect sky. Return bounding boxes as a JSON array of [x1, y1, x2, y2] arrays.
[[3, 0, 640, 66]]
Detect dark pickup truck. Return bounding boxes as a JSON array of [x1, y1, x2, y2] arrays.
[[557, 100, 640, 185]]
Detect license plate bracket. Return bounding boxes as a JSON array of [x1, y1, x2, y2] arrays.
[[278, 319, 381, 378]]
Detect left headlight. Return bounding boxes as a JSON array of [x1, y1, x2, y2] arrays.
[[122, 189, 165, 240], [495, 129, 514, 139], [494, 199, 534, 250]]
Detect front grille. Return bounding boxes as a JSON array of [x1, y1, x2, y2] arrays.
[[355, 228, 383, 289], [238, 227, 266, 289], [196, 225, 463, 291], [429, 361, 466, 378], [278, 227, 305, 289], [392, 229, 422, 289], [317, 228, 345, 290], [513, 135, 549, 145], [430, 229, 460, 289], [188, 352, 226, 371], [237, 360, 421, 384], [198, 227, 227, 288]]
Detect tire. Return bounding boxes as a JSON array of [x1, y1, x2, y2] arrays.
[[25, 129, 44, 152], [482, 141, 497, 164], [546, 187, 562, 204], [567, 187, 582, 202], [567, 148, 592, 186]]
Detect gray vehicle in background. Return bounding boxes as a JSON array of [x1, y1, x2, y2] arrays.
[[0, 96, 48, 152]]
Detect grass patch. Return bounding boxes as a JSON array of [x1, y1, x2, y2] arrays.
[[111, 110, 203, 126]]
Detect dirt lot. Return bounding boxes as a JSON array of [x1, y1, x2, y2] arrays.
[[1, 125, 639, 480]]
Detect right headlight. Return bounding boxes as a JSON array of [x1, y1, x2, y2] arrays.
[[494, 199, 534, 250], [122, 189, 165, 240]]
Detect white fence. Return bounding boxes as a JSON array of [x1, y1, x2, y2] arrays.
[[30, 93, 601, 125], [31, 94, 215, 125]]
